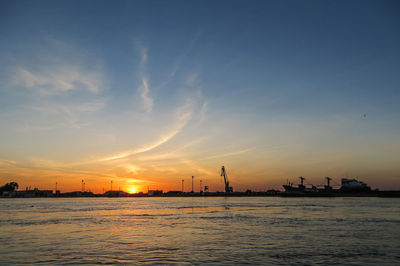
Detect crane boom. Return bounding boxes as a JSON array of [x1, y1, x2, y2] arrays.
[[221, 166, 233, 193]]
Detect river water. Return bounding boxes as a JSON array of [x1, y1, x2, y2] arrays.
[[0, 197, 399, 265]]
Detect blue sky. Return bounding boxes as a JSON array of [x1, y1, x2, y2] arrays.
[[0, 0, 399, 192]]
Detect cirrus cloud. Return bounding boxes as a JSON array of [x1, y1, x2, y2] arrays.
[[13, 65, 103, 95]]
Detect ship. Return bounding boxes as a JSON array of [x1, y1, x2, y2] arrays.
[[283, 176, 318, 193], [282, 176, 372, 195]]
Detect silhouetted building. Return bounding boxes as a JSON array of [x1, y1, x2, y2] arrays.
[[104, 190, 130, 197], [61, 191, 94, 197], [165, 190, 181, 196], [13, 188, 53, 197], [147, 190, 163, 196]]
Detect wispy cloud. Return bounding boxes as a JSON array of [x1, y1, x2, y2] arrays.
[[24, 99, 107, 129], [139, 77, 153, 113], [99, 129, 180, 161], [122, 164, 141, 175], [184, 72, 199, 87], [137, 136, 206, 161], [182, 159, 215, 176], [99, 99, 194, 162], [13, 66, 103, 95], [136, 47, 154, 113], [8, 54, 107, 130], [169, 29, 203, 79], [27, 157, 66, 169], [198, 101, 208, 124], [199, 148, 253, 161], [98, 120, 186, 161], [139, 47, 148, 70], [0, 159, 17, 168]]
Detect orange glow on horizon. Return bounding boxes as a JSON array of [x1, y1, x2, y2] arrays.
[[127, 185, 140, 194]]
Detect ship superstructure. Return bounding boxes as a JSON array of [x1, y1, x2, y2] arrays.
[[340, 178, 371, 192]]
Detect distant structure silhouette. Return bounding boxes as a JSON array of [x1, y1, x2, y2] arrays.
[[0, 182, 19, 193], [221, 166, 233, 193]]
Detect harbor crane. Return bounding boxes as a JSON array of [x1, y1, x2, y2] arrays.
[[221, 166, 233, 193]]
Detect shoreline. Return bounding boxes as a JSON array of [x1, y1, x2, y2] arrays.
[[2, 190, 400, 198]]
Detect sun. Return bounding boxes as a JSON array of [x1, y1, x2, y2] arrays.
[[127, 186, 139, 194]]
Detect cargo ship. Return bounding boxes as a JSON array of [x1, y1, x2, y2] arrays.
[[282, 176, 372, 196]]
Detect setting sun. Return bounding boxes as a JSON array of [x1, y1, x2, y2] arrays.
[[127, 186, 140, 194]]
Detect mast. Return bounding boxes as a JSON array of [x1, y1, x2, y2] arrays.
[[325, 176, 332, 190], [326, 177, 331, 187], [298, 176, 306, 190]]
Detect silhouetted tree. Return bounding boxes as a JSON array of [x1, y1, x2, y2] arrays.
[[0, 182, 19, 192]]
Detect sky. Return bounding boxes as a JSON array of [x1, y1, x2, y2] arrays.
[[0, 0, 399, 193]]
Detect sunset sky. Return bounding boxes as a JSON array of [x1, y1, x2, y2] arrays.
[[0, 0, 399, 192]]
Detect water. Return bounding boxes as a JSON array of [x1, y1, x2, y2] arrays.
[[0, 197, 399, 265]]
